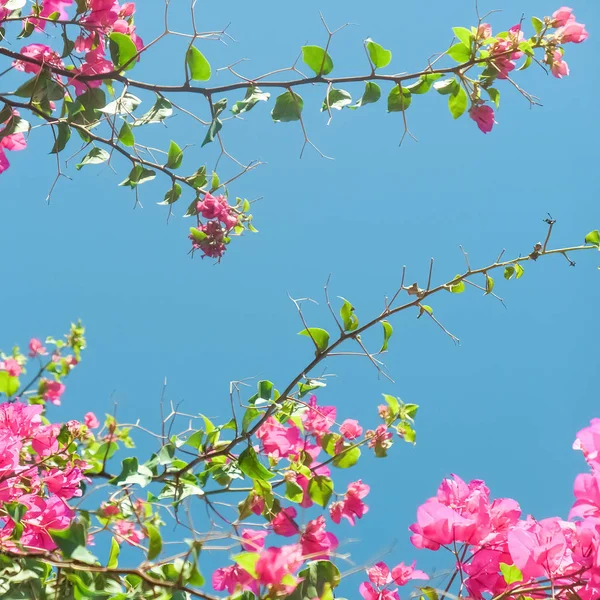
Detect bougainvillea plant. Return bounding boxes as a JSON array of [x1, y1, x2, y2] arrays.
[[0, 2, 597, 600]]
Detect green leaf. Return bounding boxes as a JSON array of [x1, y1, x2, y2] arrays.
[[133, 96, 173, 126], [308, 475, 334, 507], [238, 447, 274, 481], [349, 82, 381, 108], [289, 560, 341, 600], [50, 123, 71, 154], [5, 502, 26, 525], [0, 115, 29, 141], [119, 165, 156, 188], [272, 91, 304, 123], [420, 587, 439, 600], [285, 480, 304, 503], [339, 297, 359, 332], [146, 523, 162, 561], [453, 27, 473, 46], [447, 42, 471, 62], [448, 86, 468, 119], [500, 563, 523, 584], [186, 46, 211, 81], [382, 394, 400, 417], [504, 264, 524, 280], [404, 73, 442, 95], [297, 380, 326, 399], [321, 88, 352, 111], [302, 45, 334, 75], [109, 457, 153, 487], [233, 552, 260, 579], [99, 93, 141, 115], [485, 274, 495, 295], [418, 305, 433, 319], [487, 87, 500, 108], [108, 32, 138, 71], [202, 98, 227, 147], [298, 328, 330, 353], [433, 78, 459, 95], [118, 121, 134, 146], [107, 537, 120, 569], [258, 380, 273, 402], [448, 274, 465, 293], [76, 148, 109, 170], [379, 320, 393, 352], [166, 140, 183, 169], [189, 227, 207, 243], [158, 183, 182, 205], [585, 230, 600, 248], [332, 446, 360, 469], [231, 87, 270, 115], [387, 85, 411, 112], [242, 408, 263, 433], [531, 16, 544, 35], [184, 429, 204, 450], [515, 264, 524, 279], [50, 523, 97, 565], [366, 39, 392, 69]]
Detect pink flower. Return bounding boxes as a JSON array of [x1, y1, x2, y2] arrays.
[[255, 544, 303, 593], [570, 472, 600, 519], [470, 104, 495, 134], [391, 561, 429, 586], [28, 338, 47, 357], [114, 520, 144, 545], [189, 220, 227, 259], [574, 419, 600, 467], [249, 493, 265, 516], [256, 417, 301, 459], [196, 192, 224, 219], [330, 480, 370, 526], [0, 402, 43, 437], [44, 466, 88, 499], [240, 529, 268, 552], [100, 503, 120, 517], [300, 516, 338, 559], [367, 424, 393, 453], [40, 379, 66, 405], [477, 23, 492, 39], [359, 582, 399, 600], [13, 44, 64, 75], [340, 419, 363, 440], [303, 395, 336, 438], [557, 21, 589, 44], [0, 112, 27, 175], [212, 564, 257, 594], [552, 7, 576, 28], [272, 506, 300, 537], [84, 412, 100, 429], [367, 562, 392, 586], [550, 50, 570, 78], [0, 358, 22, 377]]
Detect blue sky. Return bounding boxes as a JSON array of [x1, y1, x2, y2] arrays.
[[1, 0, 599, 593]]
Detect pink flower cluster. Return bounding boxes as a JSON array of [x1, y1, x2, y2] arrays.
[[359, 561, 428, 600], [0, 401, 88, 552], [0, 111, 27, 175], [189, 193, 240, 259], [407, 418, 600, 600]]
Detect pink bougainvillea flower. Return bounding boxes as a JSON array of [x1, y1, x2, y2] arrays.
[[573, 419, 600, 467], [13, 44, 64, 75], [28, 338, 47, 357], [212, 564, 257, 594], [390, 561, 429, 586], [557, 20, 589, 43], [84, 412, 100, 429], [0, 358, 22, 377], [330, 480, 370, 526], [359, 582, 400, 600], [303, 395, 336, 438], [550, 50, 570, 78], [470, 104, 495, 134], [367, 562, 392, 587], [255, 544, 304, 593], [300, 516, 338, 559], [552, 6, 575, 27], [272, 506, 300, 537], [477, 23, 492, 39], [114, 520, 145, 545], [40, 379, 66, 405], [570, 472, 600, 520], [256, 416, 301, 459], [240, 528, 268, 552], [340, 418, 363, 440]]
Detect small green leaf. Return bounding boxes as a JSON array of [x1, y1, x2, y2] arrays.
[[387, 85, 411, 112], [285, 480, 304, 503], [187, 46, 211, 81], [118, 121, 135, 146], [50, 122, 71, 154], [332, 446, 361, 469], [504, 266, 515, 280], [308, 475, 334, 507], [420, 587, 439, 600], [418, 305, 433, 319], [349, 82, 381, 108], [448, 86, 468, 119], [379, 321, 393, 352], [339, 297, 359, 332], [447, 42, 471, 63], [108, 32, 138, 71], [499, 563, 522, 584], [107, 537, 120, 569], [166, 140, 183, 169], [146, 523, 162, 561], [321, 88, 352, 111], [231, 87, 270, 115], [485, 274, 495, 295], [109, 457, 153, 487], [238, 447, 274, 481], [158, 183, 182, 205], [76, 148, 109, 170], [298, 328, 330, 354], [233, 552, 260, 579], [487, 87, 500, 108], [448, 275, 465, 293], [133, 96, 172, 126], [433, 78, 459, 95], [585, 230, 600, 248], [531, 16, 544, 35], [404, 73, 442, 95], [99, 93, 142, 115], [50, 523, 97, 565], [119, 165, 156, 188], [5, 502, 26, 524], [189, 227, 206, 242], [453, 27, 473, 46], [272, 91, 304, 123], [366, 39, 392, 69], [515, 264, 524, 279], [302, 45, 334, 76], [382, 394, 400, 417]]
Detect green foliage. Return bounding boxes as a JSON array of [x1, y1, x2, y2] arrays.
[[109, 32, 138, 71], [109, 457, 153, 487], [448, 86, 468, 119], [504, 264, 524, 280], [434, 78, 459, 95], [272, 91, 304, 122], [119, 165, 157, 188], [0, 371, 19, 396], [166, 140, 184, 169], [349, 82, 381, 108], [585, 230, 600, 248], [448, 274, 466, 293], [238, 447, 275, 481], [339, 297, 359, 332], [322, 88, 352, 111], [76, 148, 109, 170], [379, 320, 393, 352], [186, 46, 211, 81], [308, 475, 334, 507], [302, 45, 334, 75], [500, 562, 523, 584], [366, 39, 392, 69], [146, 523, 162, 561], [332, 445, 361, 468], [231, 87, 270, 115], [133, 96, 173, 126], [388, 85, 412, 112], [298, 328, 330, 353], [50, 523, 97, 565], [288, 560, 341, 600], [447, 42, 471, 62]]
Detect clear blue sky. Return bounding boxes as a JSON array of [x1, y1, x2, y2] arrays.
[[1, 0, 599, 592]]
